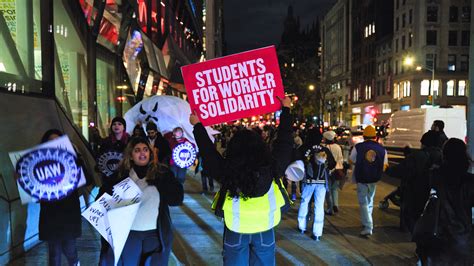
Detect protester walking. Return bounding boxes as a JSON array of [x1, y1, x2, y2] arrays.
[[415, 138, 474, 265], [297, 128, 336, 241], [38, 129, 84, 266], [98, 137, 183, 265], [322, 130, 344, 214], [168, 127, 193, 184], [349, 125, 388, 237], [146, 121, 172, 165], [386, 130, 442, 233], [190, 96, 293, 265]]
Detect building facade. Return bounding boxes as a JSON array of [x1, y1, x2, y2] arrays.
[[0, 0, 221, 263], [350, 0, 394, 127], [390, 0, 470, 115], [321, 0, 352, 126]]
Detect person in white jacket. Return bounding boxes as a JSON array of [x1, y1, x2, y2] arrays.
[[322, 131, 344, 214]]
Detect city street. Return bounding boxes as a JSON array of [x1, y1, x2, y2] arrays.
[[10, 172, 422, 266]]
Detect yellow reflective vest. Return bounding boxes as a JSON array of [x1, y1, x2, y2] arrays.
[[216, 180, 287, 234]]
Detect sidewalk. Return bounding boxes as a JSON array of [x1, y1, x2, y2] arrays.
[[11, 172, 469, 265]]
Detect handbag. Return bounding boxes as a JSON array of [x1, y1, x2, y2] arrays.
[[412, 188, 443, 246], [333, 169, 346, 181]]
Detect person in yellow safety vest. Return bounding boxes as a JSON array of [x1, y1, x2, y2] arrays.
[[190, 96, 294, 266]]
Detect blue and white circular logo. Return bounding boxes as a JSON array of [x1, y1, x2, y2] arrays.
[[97, 151, 123, 177], [172, 142, 197, 169], [16, 148, 80, 201]]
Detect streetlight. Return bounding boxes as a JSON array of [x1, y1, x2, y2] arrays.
[[308, 84, 315, 91], [403, 56, 436, 105]]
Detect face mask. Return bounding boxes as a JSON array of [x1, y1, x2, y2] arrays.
[[316, 157, 327, 164]]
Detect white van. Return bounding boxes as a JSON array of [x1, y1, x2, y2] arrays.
[[384, 107, 466, 149]]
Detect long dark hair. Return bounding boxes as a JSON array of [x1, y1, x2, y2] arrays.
[[441, 138, 471, 185], [223, 129, 272, 198], [117, 137, 168, 182], [40, 129, 63, 143]]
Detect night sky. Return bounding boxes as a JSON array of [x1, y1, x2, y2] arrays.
[[224, 0, 336, 54]]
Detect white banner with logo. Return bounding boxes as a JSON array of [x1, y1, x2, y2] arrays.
[[97, 150, 123, 177], [82, 177, 142, 266], [172, 142, 197, 168], [8, 135, 86, 204]]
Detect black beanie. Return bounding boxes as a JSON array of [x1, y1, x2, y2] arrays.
[[146, 121, 158, 131], [420, 130, 441, 147], [110, 116, 126, 131], [305, 127, 323, 146]]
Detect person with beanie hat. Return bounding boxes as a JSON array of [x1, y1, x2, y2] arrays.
[[96, 116, 130, 154], [349, 125, 388, 237], [296, 127, 336, 241], [386, 130, 442, 233], [146, 121, 172, 164], [322, 131, 344, 214], [95, 117, 132, 264]]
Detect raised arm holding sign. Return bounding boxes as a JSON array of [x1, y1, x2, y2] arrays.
[[182, 46, 285, 126]]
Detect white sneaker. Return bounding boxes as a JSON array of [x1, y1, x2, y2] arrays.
[[360, 228, 372, 236]]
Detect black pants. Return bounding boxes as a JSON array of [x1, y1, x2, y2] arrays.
[[48, 239, 79, 266], [201, 174, 214, 191]]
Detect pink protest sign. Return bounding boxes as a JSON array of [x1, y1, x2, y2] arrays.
[[181, 46, 285, 126]]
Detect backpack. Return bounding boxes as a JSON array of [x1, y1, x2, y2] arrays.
[[412, 187, 444, 247]]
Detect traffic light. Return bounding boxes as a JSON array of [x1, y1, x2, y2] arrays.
[[426, 95, 433, 105]]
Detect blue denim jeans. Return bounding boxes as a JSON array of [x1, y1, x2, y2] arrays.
[[118, 230, 165, 266], [47, 239, 79, 266], [357, 183, 377, 232], [223, 227, 276, 266], [170, 165, 187, 184]]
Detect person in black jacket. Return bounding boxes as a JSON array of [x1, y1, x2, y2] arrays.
[[296, 127, 336, 241], [416, 138, 474, 265], [38, 129, 83, 266], [145, 121, 172, 165], [431, 120, 448, 148], [386, 130, 442, 233], [97, 137, 183, 265], [190, 96, 293, 265]]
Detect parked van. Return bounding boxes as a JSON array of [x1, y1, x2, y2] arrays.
[[384, 107, 466, 149]]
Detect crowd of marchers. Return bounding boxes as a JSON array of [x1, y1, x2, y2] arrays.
[[31, 97, 473, 266]]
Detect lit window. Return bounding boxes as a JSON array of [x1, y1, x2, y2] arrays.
[[382, 103, 391, 113], [365, 27, 369, 37], [458, 80, 466, 96], [393, 83, 400, 99], [421, 80, 430, 95], [448, 54, 456, 71], [431, 80, 440, 96], [446, 80, 454, 96], [372, 24, 376, 34]]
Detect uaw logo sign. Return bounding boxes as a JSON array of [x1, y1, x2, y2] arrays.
[[172, 142, 197, 169], [16, 148, 81, 201], [98, 151, 123, 177]]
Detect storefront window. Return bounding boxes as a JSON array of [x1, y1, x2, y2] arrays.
[[122, 30, 144, 95], [97, 58, 118, 135], [0, 0, 43, 93], [54, 0, 89, 138]]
